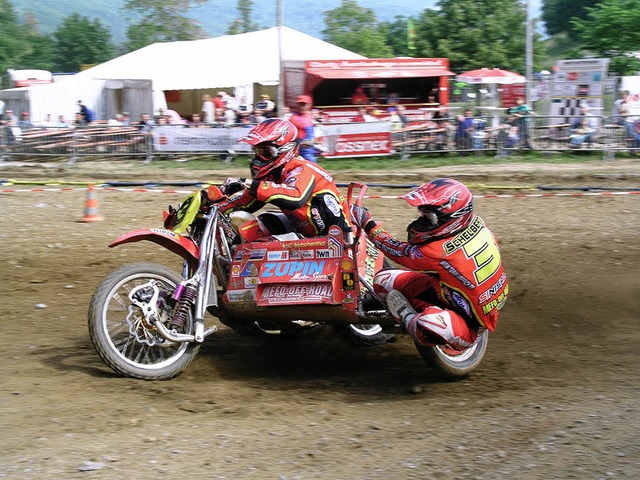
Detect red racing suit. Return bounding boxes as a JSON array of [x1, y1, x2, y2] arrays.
[[368, 215, 508, 347], [218, 156, 351, 238]]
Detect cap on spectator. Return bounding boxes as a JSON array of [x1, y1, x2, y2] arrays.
[[261, 94, 270, 99], [21, 111, 29, 116], [296, 95, 312, 105]]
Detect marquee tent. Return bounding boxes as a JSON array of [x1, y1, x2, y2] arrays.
[[0, 27, 365, 123]]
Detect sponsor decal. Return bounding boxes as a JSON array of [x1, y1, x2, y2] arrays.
[[290, 249, 314, 259], [226, 289, 256, 303], [150, 228, 177, 237], [443, 217, 485, 254], [343, 293, 355, 304], [260, 283, 333, 304], [478, 273, 507, 303], [316, 249, 334, 259], [324, 194, 342, 217], [240, 262, 258, 277], [328, 236, 343, 257], [231, 265, 240, 277], [234, 249, 244, 261], [342, 272, 356, 291], [364, 239, 380, 285], [261, 260, 326, 278], [249, 248, 266, 260], [244, 277, 259, 288], [328, 225, 342, 236], [341, 259, 354, 271], [481, 284, 509, 314], [281, 240, 326, 249], [267, 250, 289, 261]]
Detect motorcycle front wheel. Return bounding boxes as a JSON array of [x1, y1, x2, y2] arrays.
[[88, 263, 200, 380], [415, 329, 489, 378]]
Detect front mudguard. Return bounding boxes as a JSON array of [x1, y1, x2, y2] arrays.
[[109, 228, 200, 269]]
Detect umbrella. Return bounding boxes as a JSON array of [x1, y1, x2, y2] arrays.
[[455, 68, 527, 85], [455, 68, 527, 120]]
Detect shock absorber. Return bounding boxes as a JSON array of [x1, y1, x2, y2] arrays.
[[171, 285, 197, 331]]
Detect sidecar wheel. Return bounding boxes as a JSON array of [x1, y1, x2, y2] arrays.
[[344, 323, 395, 346], [88, 263, 200, 380], [416, 329, 489, 378]]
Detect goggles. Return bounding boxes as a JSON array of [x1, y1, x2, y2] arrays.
[[253, 144, 278, 160]]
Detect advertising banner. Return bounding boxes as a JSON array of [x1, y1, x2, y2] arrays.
[[318, 122, 393, 158], [152, 126, 253, 153], [550, 58, 610, 123]]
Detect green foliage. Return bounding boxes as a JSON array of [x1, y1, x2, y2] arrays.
[[381, 16, 417, 57], [321, 0, 393, 58], [415, 0, 546, 73], [541, 0, 599, 38], [572, 0, 640, 75], [123, 0, 209, 52], [51, 13, 114, 71]]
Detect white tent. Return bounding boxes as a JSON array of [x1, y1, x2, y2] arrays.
[[1, 27, 364, 123]]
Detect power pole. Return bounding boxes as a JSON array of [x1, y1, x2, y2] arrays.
[[525, 0, 533, 105], [277, 0, 284, 117]]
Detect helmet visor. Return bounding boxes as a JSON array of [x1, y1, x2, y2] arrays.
[[253, 144, 278, 160]]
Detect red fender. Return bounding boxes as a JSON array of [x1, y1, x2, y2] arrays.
[[109, 228, 200, 266]]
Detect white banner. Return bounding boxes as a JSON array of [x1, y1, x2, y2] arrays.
[[152, 125, 253, 152]]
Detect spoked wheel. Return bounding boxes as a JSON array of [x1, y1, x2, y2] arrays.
[[88, 263, 200, 380], [415, 329, 489, 378]]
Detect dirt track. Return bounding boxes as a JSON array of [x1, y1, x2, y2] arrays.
[[1, 159, 639, 479]]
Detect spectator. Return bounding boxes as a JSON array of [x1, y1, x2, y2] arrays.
[[74, 112, 87, 127], [254, 94, 275, 121], [56, 115, 70, 128], [507, 96, 536, 149], [289, 94, 317, 163], [351, 86, 369, 105], [77, 100, 94, 123], [213, 92, 226, 111], [121, 112, 131, 126], [455, 109, 475, 150], [138, 113, 155, 132], [224, 92, 238, 112], [611, 90, 630, 125], [3, 109, 16, 125], [42, 114, 56, 128], [569, 106, 597, 148], [223, 104, 237, 125], [471, 112, 488, 151], [281, 106, 292, 121], [18, 111, 33, 128], [3, 115, 23, 145], [236, 96, 254, 123], [386, 92, 399, 105], [388, 107, 405, 131], [362, 106, 378, 122], [108, 113, 125, 126], [201, 94, 215, 124], [189, 113, 203, 127]]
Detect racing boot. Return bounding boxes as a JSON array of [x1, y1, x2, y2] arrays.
[[385, 289, 417, 331]]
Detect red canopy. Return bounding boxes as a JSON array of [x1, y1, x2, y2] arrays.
[[305, 59, 454, 81], [455, 68, 526, 85]]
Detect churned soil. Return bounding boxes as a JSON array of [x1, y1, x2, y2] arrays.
[[1, 158, 639, 479]]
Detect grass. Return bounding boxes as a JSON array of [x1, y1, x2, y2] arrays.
[[141, 150, 604, 174]]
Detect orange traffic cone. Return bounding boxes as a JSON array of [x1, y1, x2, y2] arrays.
[[80, 183, 104, 222]]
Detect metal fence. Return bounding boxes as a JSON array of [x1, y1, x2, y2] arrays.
[[1, 116, 639, 163], [391, 114, 640, 159]]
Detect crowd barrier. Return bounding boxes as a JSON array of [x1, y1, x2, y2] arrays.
[[1, 115, 639, 163]]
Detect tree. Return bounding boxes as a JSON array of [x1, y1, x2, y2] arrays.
[[123, 0, 209, 52], [381, 16, 417, 58], [415, 0, 546, 73], [541, 0, 599, 38], [572, 0, 640, 75], [226, 0, 260, 35], [51, 14, 113, 72], [0, 0, 53, 73], [321, 0, 393, 58]]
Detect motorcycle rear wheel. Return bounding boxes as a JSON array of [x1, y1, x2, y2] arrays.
[[88, 263, 200, 380], [415, 329, 489, 378]]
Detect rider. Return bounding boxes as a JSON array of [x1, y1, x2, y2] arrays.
[[205, 118, 351, 239], [351, 178, 508, 351]]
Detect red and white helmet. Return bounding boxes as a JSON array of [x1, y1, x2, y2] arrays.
[[239, 118, 300, 179], [402, 178, 474, 244]]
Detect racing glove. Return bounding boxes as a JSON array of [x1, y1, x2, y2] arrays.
[[350, 204, 377, 234], [220, 177, 247, 196]]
